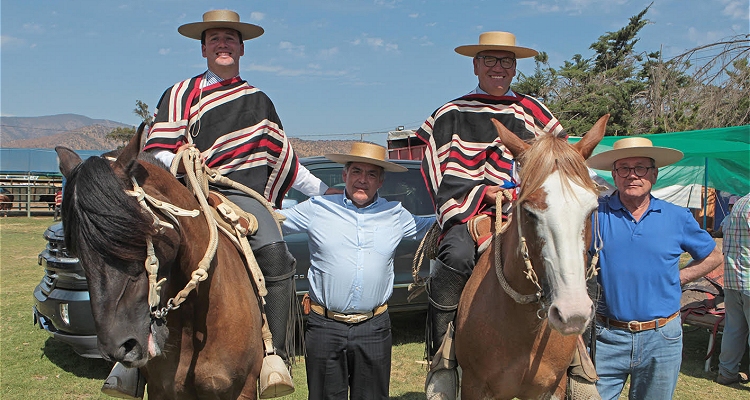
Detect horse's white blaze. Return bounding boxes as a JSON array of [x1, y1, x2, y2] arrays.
[[533, 171, 596, 335]]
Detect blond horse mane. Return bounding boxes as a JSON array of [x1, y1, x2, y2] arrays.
[[515, 134, 599, 204]]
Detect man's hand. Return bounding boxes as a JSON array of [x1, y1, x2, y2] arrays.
[[482, 185, 502, 205], [174, 143, 201, 174]]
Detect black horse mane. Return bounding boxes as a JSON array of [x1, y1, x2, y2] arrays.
[[62, 154, 161, 273]]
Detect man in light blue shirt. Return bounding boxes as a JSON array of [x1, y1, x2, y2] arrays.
[[278, 142, 434, 399]]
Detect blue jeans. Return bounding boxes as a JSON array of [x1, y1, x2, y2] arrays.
[[718, 289, 750, 378], [594, 316, 682, 400]]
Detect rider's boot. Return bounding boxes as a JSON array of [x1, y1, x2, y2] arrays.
[[255, 242, 296, 399], [101, 362, 146, 399], [424, 259, 468, 400], [567, 335, 601, 400]]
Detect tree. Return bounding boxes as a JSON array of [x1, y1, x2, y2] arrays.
[[639, 36, 750, 132], [514, 5, 653, 136], [106, 100, 152, 145]]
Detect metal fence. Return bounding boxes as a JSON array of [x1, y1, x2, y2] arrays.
[[0, 175, 63, 217]]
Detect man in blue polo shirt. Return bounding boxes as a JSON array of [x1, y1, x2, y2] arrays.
[[586, 137, 723, 400], [278, 142, 435, 399]]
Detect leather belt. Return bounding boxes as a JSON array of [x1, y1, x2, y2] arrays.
[[310, 302, 387, 324], [597, 311, 680, 332]]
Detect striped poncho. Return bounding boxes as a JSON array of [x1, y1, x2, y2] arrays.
[[416, 93, 564, 231], [144, 75, 299, 208]]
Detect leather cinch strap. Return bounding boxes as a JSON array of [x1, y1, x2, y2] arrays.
[[597, 311, 680, 332], [310, 301, 387, 324]]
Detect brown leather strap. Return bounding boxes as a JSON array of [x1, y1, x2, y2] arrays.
[[597, 311, 680, 332], [309, 301, 387, 324]]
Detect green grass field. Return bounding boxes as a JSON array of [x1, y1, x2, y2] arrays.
[[1, 217, 748, 399]]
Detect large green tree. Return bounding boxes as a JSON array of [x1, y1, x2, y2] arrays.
[[514, 4, 749, 136]]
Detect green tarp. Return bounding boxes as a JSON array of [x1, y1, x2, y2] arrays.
[[570, 124, 750, 207]]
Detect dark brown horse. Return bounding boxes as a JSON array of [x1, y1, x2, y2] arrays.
[[56, 127, 264, 399], [0, 192, 12, 216], [454, 115, 609, 399]]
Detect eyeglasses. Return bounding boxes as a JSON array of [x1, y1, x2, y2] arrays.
[[475, 55, 516, 69], [613, 166, 655, 178]]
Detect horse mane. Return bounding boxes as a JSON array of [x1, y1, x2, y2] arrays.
[[516, 134, 598, 203], [62, 154, 156, 273]]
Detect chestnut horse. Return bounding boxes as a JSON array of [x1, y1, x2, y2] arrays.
[[454, 115, 609, 399], [56, 127, 264, 399]]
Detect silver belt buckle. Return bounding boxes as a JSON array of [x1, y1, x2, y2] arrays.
[[627, 320, 641, 332], [332, 312, 371, 324]]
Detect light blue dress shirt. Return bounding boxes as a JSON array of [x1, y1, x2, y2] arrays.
[[279, 192, 435, 314]]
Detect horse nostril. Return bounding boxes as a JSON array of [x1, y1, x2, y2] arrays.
[[548, 305, 564, 323], [118, 338, 142, 364]]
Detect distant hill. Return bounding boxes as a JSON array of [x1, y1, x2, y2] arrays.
[[1, 114, 130, 150], [0, 114, 354, 156]]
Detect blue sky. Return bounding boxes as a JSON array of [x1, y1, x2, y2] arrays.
[[1, 0, 748, 144]]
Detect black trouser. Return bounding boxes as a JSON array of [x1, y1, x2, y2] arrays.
[[426, 223, 474, 360], [305, 311, 392, 400], [222, 191, 296, 362]]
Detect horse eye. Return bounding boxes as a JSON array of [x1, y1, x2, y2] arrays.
[[522, 207, 538, 220]]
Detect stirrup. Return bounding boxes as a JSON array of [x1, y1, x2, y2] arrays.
[[101, 362, 146, 399], [567, 375, 601, 400], [425, 321, 458, 400], [425, 368, 459, 400], [258, 354, 295, 399]]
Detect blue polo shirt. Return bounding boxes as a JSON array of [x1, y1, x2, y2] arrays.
[[593, 194, 716, 322]]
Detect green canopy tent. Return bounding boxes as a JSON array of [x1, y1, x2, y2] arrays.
[[569, 124, 750, 223]]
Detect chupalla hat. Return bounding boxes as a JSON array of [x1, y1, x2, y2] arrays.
[[455, 31, 538, 58], [326, 142, 407, 172], [178, 10, 264, 41], [587, 137, 683, 170]]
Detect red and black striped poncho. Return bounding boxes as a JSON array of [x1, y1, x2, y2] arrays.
[[416, 93, 564, 231], [144, 75, 299, 208]]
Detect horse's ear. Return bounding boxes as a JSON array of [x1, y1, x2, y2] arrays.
[[55, 146, 83, 178], [115, 122, 147, 169], [574, 114, 609, 160], [492, 118, 530, 158]]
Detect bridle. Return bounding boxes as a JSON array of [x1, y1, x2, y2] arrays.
[[493, 189, 600, 320]]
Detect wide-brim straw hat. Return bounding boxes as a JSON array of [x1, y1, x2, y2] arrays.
[[587, 137, 684, 170], [455, 31, 538, 59], [178, 10, 264, 41], [326, 142, 407, 172]]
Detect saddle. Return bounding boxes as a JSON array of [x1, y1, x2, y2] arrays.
[[467, 214, 495, 254], [206, 191, 259, 237]]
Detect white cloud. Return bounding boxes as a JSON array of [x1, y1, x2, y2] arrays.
[[22, 23, 44, 34], [519, 1, 560, 13], [409, 13, 419, 18], [0, 35, 25, 48], [415, 35, 433, 47], [279, 41, 306, 56], [245, 63, 348, 78], [158, 48, 170, 55], [365, 37, 398, 52], [520, 0, 631, 14], [250, 12, 265, 22], [720, 0, 749, 20], [367, 37, 385, 47], [426, 22, 437, 27], [318, 47, 339, 58], [374, 0, 401, 9]]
